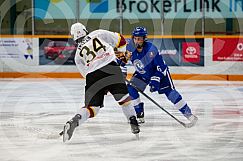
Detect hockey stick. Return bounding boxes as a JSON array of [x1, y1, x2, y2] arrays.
[[126, 80, 189, 128]]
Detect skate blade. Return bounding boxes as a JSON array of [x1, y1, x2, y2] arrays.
[[62, 124, 70, 143], [138, 121, 145, 124], [135, 133, 139, 140]]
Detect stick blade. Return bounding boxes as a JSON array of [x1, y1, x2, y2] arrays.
[[184, 116, 198, 128]]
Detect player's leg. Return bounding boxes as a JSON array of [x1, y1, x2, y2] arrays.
[[158, 69, 198, 125], [165, 89, 198, 125], [115, 92, 140, 134], [63, 106, 101, 142], [63, 70, 105, 142], [127, 75, 147, 123], [105, 62, 140, 134], [127, 85, 144, 123]]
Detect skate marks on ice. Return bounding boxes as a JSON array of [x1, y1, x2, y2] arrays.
[[169, 80, 243, 161], [0, 111, 72, 140], [0, 79, 243, 161]]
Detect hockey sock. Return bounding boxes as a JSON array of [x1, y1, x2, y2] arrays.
[[165, 89, 182, 104], [134, 102, 144, 116], [165, 89, 192, 116], [76, 106, 100, 124], [179, 104, 192, 117], [121, 102, 137, 120]]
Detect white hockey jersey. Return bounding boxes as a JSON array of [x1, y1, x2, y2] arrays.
[[74, 29, 126, 77]]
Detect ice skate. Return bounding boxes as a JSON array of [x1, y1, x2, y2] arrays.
[[129, 116, 140, 134], [137, 112, 145, 124], [185, 114, 198, 128], [63, 114, 81, 142]]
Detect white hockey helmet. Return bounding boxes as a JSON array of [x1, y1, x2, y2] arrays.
[[70, 22, 88, 41]]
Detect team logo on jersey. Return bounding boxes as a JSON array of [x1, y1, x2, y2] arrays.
[[134, 59, 146, 74], [149, 52, 154, 58]]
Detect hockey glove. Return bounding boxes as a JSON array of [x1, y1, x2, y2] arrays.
[[115, 50, 131, 64], [149, 76, 160, 92]]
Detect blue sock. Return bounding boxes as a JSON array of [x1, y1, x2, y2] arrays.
[[166, 90, 192, 117], [179, 104, 192, 117], [134, 102, 144, 117]]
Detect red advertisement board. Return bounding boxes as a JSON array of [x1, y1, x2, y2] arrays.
[[182, 42, 200, 63], [213, 38, 243, 61]]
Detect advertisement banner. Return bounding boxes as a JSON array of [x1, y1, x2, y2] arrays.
[[182, 42, 200, 63], [153, 38, 204, 66], [213, 38, 243, 61], [39, 37, 204, 67], [39, 38, 76, 65], [0, 38, 36, 65], [35, 0, 243, 19]]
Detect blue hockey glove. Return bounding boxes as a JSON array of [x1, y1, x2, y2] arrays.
[[149, 76, 160, 92]]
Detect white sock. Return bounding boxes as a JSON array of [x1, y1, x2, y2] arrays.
[[76, 106, 100, 124], [121, 103, 136, 120]]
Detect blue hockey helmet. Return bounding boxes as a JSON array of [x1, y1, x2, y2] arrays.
[[132, 27, 147, 49], [132, 27, 148, 37]]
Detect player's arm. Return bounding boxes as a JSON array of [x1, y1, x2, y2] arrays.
[[113, 33, 132, 64], [98, 29, 126, 51], [115, 33, 127, 52], [115, 49, 131, 64], [98, 30, 130, 63], [114, 35, 132, 65], [154, 53, 167, 77]]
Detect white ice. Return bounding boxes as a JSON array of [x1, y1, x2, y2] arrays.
[[0, 78, 243, 161]]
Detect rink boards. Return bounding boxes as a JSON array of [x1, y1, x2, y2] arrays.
[[0, 35, 243, 80]]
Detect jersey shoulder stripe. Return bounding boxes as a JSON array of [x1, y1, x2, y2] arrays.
[[116, 33, 126, 48]]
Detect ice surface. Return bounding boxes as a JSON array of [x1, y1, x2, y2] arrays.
[[0, 78, 243, 161]]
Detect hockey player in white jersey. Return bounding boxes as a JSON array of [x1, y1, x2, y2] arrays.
[[61, 22, 140, 142]]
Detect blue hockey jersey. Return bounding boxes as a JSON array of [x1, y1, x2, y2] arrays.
[[126, 40, 168, 81]]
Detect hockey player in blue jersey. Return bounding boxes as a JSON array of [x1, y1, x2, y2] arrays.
[[124, 26, 198, 125]]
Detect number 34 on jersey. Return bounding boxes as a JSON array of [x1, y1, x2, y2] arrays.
[[74, 35, 117, 77], [78, 37, 106, 65]]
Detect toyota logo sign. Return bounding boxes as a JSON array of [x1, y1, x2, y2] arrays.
[[237, 43, 243, 51], [186, 46, 197, 55]]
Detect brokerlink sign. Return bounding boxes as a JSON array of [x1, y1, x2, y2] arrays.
[[35, 0, 243, 19], [81, 0, 243, 19], [117, 0, 243, 19]]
